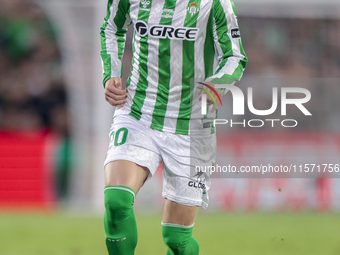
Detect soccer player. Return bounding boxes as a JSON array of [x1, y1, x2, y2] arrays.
[[100, 0, 247, 254]]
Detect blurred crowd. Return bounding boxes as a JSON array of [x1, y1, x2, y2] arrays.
[[238, 17, 340, 130], [0, 0, 68, 135], [241, 17, 340, 78], [0, 0, 70, 201]]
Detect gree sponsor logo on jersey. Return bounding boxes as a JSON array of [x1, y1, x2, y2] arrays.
[[135, 21, 199, 41]]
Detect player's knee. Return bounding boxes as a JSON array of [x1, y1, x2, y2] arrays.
[[104, 186, 135, 219], [162, 223, 199, 254]]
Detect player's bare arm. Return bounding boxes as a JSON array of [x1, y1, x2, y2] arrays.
[[104, 77, 127, 107]]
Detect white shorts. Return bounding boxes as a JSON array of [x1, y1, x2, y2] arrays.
[[104, 114, 216, 209]]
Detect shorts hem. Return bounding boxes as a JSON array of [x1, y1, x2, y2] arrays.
[[162, 193, 208, 209], [104, 156, 156, 179]]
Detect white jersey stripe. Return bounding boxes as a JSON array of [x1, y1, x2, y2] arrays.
[[212, 18, 223, 69], [128, 0, 139, 22], [140, 0, 165, 117], [163, 0, 190, 130], [105, 0, 122, 78], [195, 0, 213, 81], [189, 0, 214, 125]]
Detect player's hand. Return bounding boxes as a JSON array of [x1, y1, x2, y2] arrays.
[[198, 82, 223, 113], [104, 77, 127, 107]]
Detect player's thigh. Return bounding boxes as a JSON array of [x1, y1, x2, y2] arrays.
[[104, 160, 149, 195], [163, 199, 199, 226], [104, 114, 162, 194]]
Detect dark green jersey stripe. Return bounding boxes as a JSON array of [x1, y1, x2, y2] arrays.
[[204, 11, 215, 79], [150, 1, 175, 130], [115, 0, 130, 78], [114, 1, 129, 60], [129, 7, 152, 121], [175, 0, 202, 135], [214, 0, 233, 71]]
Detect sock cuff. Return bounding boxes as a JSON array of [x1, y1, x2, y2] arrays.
[[161, 221, 195, 229], [104, 185, 136, 200]]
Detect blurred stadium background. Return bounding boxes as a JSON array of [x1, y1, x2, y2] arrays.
[[0, 0, 340, 254]]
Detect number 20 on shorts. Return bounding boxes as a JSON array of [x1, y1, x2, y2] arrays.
[[110, 127, 128, 146]]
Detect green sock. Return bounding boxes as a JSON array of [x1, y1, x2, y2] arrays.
[[104, 186, 137, 255], [162, 222, 199, 255]]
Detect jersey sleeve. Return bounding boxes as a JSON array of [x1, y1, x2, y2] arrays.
[[100, 0, 131, 87], [206, 0, 248, 87]]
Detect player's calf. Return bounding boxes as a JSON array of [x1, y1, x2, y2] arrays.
[[104, 186, 137, 255], [162, 222, 199, 255]]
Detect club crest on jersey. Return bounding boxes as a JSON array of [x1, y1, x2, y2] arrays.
[[140, 0, 151, 10], [187, 2, 200, 16]]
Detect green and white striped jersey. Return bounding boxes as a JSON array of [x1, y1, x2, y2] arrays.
[[101, 0, 247, 135]]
